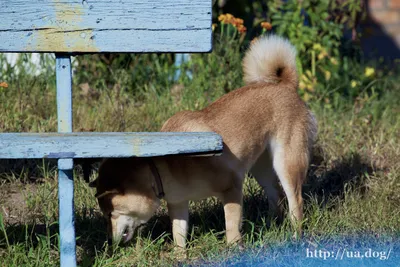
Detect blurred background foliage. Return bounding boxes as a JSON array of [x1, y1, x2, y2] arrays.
[[0, 2, 399, 265], [0, 0, 398, 133]]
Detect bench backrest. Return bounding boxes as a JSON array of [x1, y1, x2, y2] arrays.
[[0, 3, 215, 267], [0, 0, 212, 53]]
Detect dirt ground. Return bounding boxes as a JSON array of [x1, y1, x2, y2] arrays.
[[0, 183, 38, 225]]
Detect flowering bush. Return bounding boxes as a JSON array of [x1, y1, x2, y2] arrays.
[[210, 0, 393, 108], [216, 13, 247, 44]]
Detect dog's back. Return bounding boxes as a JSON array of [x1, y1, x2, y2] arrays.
[[162, 36, 317, 172]]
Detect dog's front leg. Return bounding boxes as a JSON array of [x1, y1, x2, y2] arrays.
[[168, 201, 189, 251]]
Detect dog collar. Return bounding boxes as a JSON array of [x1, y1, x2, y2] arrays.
[[148, 159, 165, 199]]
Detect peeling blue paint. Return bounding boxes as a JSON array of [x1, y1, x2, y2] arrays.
[[0, 2, 215, 267], [0, 0, 212, 53], [56, 54, 76, 267], [47, 152, 76, 158], [0, 132, 223, 159]]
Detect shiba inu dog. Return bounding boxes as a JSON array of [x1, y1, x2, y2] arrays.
[[90, 35, 317, 250]]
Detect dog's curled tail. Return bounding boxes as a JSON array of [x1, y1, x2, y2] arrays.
[[242, 35, 298, 87]]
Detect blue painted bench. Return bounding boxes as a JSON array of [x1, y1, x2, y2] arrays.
[[0, 1, 221, 266]]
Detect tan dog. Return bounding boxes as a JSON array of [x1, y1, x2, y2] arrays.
[[90, 35, 317, 249]]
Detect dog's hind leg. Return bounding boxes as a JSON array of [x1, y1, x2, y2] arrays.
[[271, 140, 308, 236], [250, 150, 284, 221], [221, 183, 243, 245]]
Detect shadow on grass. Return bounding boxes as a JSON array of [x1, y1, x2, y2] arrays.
[[0, 212, 108, 264], [0, 148, 378, 264], [147, 147, 377, 241], [304, 146, 374, 203], [0, 159, 101, 184], [136, 148, 377, 245], [0, 159, 58, 183]]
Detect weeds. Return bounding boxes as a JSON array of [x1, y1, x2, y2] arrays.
[[0, 5, 399, 266]]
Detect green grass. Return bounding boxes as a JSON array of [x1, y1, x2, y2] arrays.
[[0, 48, 399, 266]]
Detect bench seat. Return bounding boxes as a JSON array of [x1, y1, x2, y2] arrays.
[[0, 132, 223, 159]]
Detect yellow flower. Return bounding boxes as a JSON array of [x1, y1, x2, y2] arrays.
[[365, 67, 375, 77], [318, 51, 327, 60], [324, 70, 331, 81], [312, 43, 322, 50], [299, 81, 306, 90], [218, 13, 239, 25], [303, 92, 312, 102], [330, 57, 338, 65], [351, 80, 358, 88], [225, 13, 234, 20], [260, 22, 272, 30], [0, 82, 8, 88], [306, 84, 314, 92], [301, 74, 309, 82], [223, 13, 235, 24], [212, 23, 217, 31]]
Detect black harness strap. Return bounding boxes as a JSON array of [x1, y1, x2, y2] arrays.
[[148, 159, 165, 199]]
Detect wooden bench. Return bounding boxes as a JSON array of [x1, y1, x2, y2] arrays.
[[0, 1, 221, 266]]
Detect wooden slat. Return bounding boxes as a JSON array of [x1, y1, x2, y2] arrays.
[[0, 0, 212, 53], [0, 132, 223, 159]]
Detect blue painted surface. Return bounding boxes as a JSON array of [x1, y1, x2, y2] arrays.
[[57, 159, 75, 267], [174, 53, 192, 81], [0, 2, 215, 266], [56, 55, 73, 133], [0, 132, 223, 158], [0, 0, 212, 53], [56, 54, 76, 267]]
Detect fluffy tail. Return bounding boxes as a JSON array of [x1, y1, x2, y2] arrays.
[[242, 35, 298, 87]]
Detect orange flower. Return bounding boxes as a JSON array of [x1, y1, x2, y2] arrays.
[[237, 25, 247, 34], [219, 13, 235, 24], [261, 22, 272, 30], [225, 13, 234, 23], [218, 14, 226, 22], [0, 82, 8, 88], [233, 18, 244, 27]]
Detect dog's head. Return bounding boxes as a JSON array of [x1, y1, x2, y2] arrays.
[[90, 158, 160, 245]]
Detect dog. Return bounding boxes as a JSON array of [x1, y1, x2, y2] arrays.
[[90, 35, 317, 250]]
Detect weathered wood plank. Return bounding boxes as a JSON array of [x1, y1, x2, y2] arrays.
[[0, 132, 223, 159], [0, 0, 212, 53], [57, 159, 76, 267], [56, 55, 73, 132], [55, 54, 76, 267]]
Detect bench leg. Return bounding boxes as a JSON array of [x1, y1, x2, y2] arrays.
[[56, 54, 76, 266], [58, 159, 76, 266], [174, 53, 191, 81]]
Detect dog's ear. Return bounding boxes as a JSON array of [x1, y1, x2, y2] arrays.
[[95, 189, 119, 199], [89, 178, 98, 188]]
